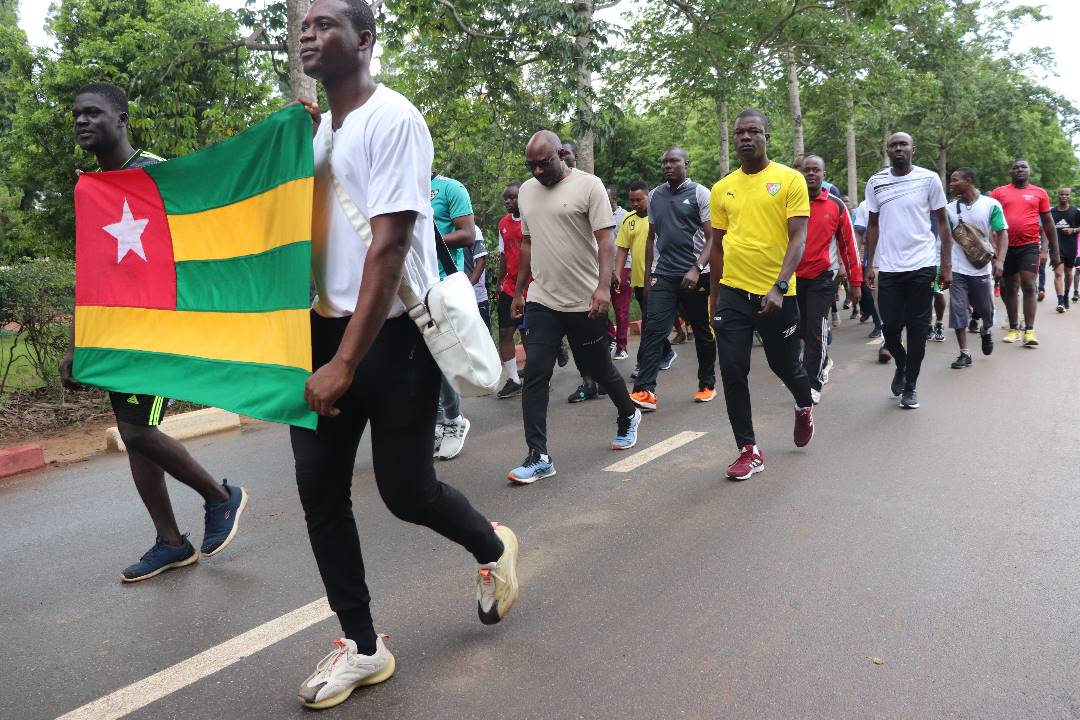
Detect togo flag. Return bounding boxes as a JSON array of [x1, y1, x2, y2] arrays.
[[73, 104, 317, 429]]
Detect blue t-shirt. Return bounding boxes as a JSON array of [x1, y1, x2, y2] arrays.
[[431, 175, 472, 275]]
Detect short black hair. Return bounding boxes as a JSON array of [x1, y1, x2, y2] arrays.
[[736, 108, 769, 133], [561, 139, 579, 155], [504, 181, 520, 192], [803, 154, 825, 167], [954, 167, 977, 183], [629, 180, 649, 192], [75, 82, 128, 114], [342, 0, 377, 44]]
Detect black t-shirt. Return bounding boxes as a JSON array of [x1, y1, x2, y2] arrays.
[[1051, 206, 1080, 255], [121, 149, 164, 170]]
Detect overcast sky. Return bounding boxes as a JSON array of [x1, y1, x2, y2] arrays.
[[17, 0, 1079, 117]]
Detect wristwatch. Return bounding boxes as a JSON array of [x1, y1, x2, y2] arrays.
[[696, 262, 706, 272], [774, 280, 789, 293]]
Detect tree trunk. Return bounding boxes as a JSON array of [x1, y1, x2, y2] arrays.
[[716, 95, 730, 176], [880, 107, 890, 168], [287, 0, 315, 100], [785, 47, 804, 160], [846, 93, 857, 203], [573, 0, 595, 173], [937, 142, 948, 187]]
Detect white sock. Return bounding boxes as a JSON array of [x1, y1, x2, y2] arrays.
[[503, 359, 520, 383]]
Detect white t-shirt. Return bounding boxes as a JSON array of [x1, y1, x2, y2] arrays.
[[311, 84, 438, 318], [945, 194, 1008, 276], [864, 165, 947, 272]]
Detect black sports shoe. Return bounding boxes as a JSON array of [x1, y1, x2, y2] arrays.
[[567, 384, 597, 403], [968, 317, 979, 334], [497, 379, 523, 399], [950, 352, 972, 369], [932, 323, 946, 342], [981, 331, 993, 356], [556, 342, 569, 368], [900, 387, 919, 409], [890, 367, 905, 398]]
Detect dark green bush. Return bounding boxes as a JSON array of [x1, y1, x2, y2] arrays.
[[0, 259, 76, 398]]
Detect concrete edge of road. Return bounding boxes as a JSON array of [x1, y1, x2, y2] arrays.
[[0, 443, 46, 479], [105, 407, 242, 453]]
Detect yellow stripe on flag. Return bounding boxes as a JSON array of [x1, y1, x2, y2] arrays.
[[168, 177, 313, 262], [75, 306, 312, 370]]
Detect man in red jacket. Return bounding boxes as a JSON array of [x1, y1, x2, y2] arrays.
[[797, 155, 862, 404]]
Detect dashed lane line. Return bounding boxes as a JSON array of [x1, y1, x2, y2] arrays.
[[603, 431, 707, 473], [55, 597, 333, 720]]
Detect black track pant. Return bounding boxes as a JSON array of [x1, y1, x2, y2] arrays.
[[291, 312, 503, 651], [714, 285, 813, 448], [634, 274, 716, 393], [795, 271, 836, 392], [877, 266, 935, 388], [522, 301, 635, 455]]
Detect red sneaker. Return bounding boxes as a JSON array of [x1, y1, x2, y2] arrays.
[[726, 444, 764, 480], [794, 406, 814, 447]]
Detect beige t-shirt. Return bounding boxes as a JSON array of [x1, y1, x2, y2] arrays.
[[518, 169, 616, 312]]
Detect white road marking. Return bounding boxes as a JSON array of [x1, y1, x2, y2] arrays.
[[56, 597, 333, 720], [604, 431, 707, 473]]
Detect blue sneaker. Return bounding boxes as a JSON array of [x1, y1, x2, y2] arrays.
[[201, 481, 250, 556], [567, 383, 597, 403], [611, 408, 641, 450], [121, 535, 199, 583], [659, 350, 677, 371], [507, 451, 556, 485]]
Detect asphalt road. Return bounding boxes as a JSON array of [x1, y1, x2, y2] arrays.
[[5, 301, 1080, 720]]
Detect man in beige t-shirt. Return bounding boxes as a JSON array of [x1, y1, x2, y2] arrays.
[[506, 130, 641, 484]]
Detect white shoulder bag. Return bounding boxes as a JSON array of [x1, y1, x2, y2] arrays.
[[325, 127, 502, 397]]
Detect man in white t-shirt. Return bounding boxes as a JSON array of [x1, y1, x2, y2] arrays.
[[945, 167, 1009, 368], [864, 132, 953, 409], [290, 0, 520, 710]]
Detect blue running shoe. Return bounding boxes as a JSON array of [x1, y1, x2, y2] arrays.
[[507, 451, 556, 485], [121, 535, 199, 583], [201, 480, 250, 556], [659, 350, 677, 371], [611, 408, 641, 450]]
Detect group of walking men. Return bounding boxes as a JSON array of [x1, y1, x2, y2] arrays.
[[64, 0, 1071, 711]]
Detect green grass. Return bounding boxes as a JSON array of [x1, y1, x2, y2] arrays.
[[0, 331, 45, 393]]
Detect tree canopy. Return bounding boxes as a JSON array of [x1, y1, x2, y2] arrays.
[[1, 0, 1077, 261]]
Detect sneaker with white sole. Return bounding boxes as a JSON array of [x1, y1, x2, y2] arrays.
[[201, 481, 249, 557], [435, 417, 470, 460], [659, 349, 677, 371], [298, 636, 395, 710], [477, 523, 520, 625], [821, 357, 834, 385], [507, 451, 556, 484], [121, 535, 199, 583]]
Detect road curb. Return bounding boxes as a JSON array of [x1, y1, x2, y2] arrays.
[[0, 443, 46, 479], [106, 407, 242, 453]]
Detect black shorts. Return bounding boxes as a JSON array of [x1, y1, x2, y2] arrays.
[[497, 291, 524, 330], [1060, 255, 1078, 269], [109, 392, 169, 427], [1003, 244, 1040, 277], [477, 300, 491, 330]]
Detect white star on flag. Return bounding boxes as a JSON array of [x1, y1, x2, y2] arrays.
[[103, 197, 150, 263]]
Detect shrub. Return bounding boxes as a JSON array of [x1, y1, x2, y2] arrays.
[[0, 259, 76, 399]]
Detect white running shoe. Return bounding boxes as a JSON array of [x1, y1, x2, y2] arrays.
[[477, 523, 520, 625], [821, 357, 834, 385], [435, 417, 470, 460], [298, 635, 396, 710]]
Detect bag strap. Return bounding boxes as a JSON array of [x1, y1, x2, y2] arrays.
[[325, 126, 440, 311], [955, 198, 963, 224], [432, 223, 461, 279]]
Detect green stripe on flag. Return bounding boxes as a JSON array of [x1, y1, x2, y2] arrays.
[[144, 105, 314, 215], [175, 241, 311, 312], [74, 347, 317, 429]]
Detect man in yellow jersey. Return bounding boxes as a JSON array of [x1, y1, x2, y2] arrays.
[[709, 109, 815, 480]]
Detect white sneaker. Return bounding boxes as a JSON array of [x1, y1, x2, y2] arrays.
[[477, 523, 520, 625], [298, 636, 396, 710], [435, 417, 470, 460], [821, 357, 834, 385], [810, 388, 821, 405]]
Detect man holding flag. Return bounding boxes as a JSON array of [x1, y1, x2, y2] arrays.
[[61, 82, 249, 583], [292, 0, 520, 710]]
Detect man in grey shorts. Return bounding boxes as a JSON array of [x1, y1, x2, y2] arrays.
[[945, 167, 1009, 368]]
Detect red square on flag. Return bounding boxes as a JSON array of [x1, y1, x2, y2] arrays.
[[75, 169, 176, 309]]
